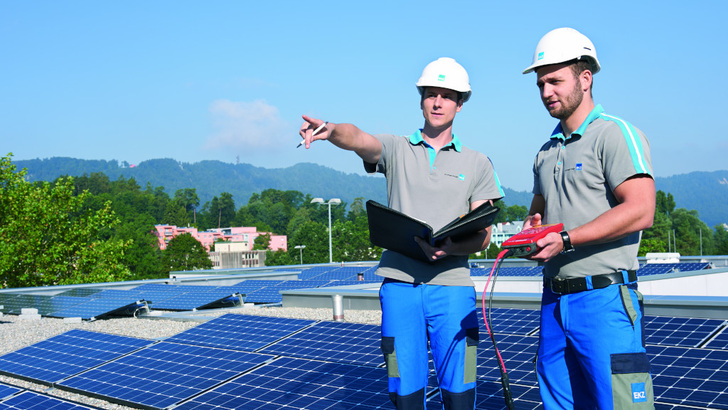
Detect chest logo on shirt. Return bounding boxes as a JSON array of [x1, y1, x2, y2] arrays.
[[575, 163, 583, 171], [444, 173, 466, 181]]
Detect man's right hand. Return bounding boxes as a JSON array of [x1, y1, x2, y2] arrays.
[[299, 115, 332, 149]]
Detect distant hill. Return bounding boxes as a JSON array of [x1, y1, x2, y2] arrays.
[[13, 157, 727, 227]]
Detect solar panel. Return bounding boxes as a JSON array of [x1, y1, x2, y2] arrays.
[[645, 316, 726, 348], [0, 294, 78, 316], [165, 313, 316, 351], [426, 381, 543, 410], [0, 383, 21, 400], [477, 334, 539, 387], [148, 289, 240, 311], [0, 329, 152, 384], [47, 297, 146, 320], [648, 344, 728, 409], [477, 308, 541, 336], [58, 342, 273, 409], [54, 288, 104, 298], [259, 321, 383, 367], [0, 390, 97, 410], [704, 324, 728, 350], [174, 356, 392, 410]]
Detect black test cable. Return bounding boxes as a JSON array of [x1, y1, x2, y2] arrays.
[[482, 248, 515, 410]]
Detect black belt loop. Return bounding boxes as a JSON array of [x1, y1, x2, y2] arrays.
[[544, 270, 637, 295]]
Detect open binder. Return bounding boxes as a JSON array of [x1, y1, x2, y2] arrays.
[[366, 200, 500, 262]]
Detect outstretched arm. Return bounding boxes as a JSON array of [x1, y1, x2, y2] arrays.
[[299, 115, 382, 164]]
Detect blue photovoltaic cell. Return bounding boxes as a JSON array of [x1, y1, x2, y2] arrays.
[[0, 329, 152, 384], [165, 313, 315, 351], [59, 342, 273, 409], [477, 334, 539, 387], [259, 321, 383, 367], [704, 325, 728, 350], [175, 356, 392, 410], [477, 307, 541, 336], [645, 316, 726, 348], [0, 383, 21, 399], [0, 391, 96, 410], [426, 381, 543, 410], [648, 344, 728, 409]]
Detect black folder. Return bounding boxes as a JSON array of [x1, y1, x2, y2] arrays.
[[366, 200, 500, 262]]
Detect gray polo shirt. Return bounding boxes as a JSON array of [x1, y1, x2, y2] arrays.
[[533, 105, 653, 279], [365, 130, 504, 286]]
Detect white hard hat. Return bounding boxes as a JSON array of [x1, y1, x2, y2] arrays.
[[522, 27, 600, 74], [416, 57, 472, 102]]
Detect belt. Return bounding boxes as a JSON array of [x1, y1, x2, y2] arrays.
[[544, 270, 637, 295]]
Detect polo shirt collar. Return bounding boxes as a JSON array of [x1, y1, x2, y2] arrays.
[[550, 104, 604, 141], [409, 129, 462, 152]]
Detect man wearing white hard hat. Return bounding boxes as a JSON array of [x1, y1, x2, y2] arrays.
[[300, 57, 504, 409], [521, 28, 656, 409]]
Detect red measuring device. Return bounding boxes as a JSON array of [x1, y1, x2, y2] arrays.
[[501, 223, 564, 257]]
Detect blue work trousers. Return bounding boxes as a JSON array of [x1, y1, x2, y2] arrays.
[[537, 283, 655, 409], [380, 279, 479, 410]]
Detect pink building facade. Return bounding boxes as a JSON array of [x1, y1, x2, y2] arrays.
[[152, 225, 287, 252]]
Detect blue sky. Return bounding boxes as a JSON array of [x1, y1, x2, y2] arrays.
[[2, 1, 726, 192]]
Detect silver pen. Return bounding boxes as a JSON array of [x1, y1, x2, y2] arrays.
[[297, 121, 328, 148]]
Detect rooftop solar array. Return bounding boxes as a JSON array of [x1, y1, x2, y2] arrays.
[[470, 262, 714, 278], [2, 307, 725, 409], [58, 342, 274, 409], [637, 262, 711, 276]]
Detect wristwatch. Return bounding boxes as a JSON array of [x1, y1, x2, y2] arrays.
[[560, 231, 574, 253]]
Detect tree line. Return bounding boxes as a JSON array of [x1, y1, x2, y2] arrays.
[[1, 154, 726, 288]]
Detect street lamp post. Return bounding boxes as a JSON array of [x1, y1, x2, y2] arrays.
[[294, 245, 306, 265], [311, 197, 341, 263]]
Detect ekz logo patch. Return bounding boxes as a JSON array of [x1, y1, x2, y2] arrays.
[[631, 382, 647, 403]]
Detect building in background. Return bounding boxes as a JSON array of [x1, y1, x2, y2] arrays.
[[153, 225, 287, 252], [152, 225, 287, 269], [490, 221, 524, 248]]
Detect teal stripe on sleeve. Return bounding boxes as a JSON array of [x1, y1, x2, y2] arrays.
[[601, 114, 651, 175]]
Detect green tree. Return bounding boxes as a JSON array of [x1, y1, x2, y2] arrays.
[[656, 190, 676, 216], [639, 210, 671, 255], [253, 233, 271, 250], [289, 220, 329, 263], [0, 155, 131, 287], [161, 233, 213, 272], [714, 224, 728, 255]]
